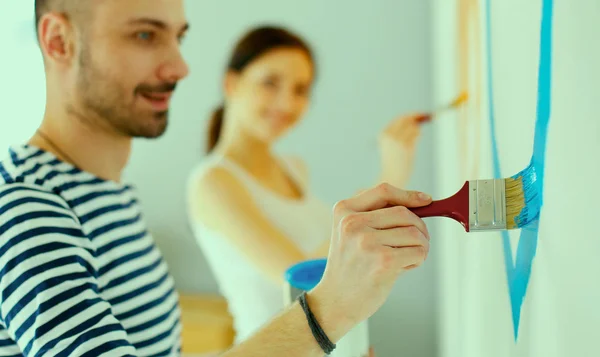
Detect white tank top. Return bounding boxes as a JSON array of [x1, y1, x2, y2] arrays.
[[186, 153, 332, 343]]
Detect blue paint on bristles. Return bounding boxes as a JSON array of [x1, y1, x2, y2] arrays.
[[506, 162, 542, 229]]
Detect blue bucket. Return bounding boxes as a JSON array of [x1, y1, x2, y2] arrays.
[[284, 258, 327, 291]]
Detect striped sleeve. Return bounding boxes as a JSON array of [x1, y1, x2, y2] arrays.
[[0, 185, 138, 356]]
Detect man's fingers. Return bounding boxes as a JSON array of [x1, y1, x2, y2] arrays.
[[390, 244, 430, 270], [341, 183, 432, 212], [370, 226, 430, 249], [360, 206, 430, 239], [358, 206, 430, 238]]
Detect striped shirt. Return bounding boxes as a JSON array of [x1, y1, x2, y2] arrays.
[[0, 145, 181, 356]]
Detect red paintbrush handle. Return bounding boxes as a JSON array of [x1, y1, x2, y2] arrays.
[[409, 181, 471, 231]]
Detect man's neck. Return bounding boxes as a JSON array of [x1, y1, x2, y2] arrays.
[[30, 112, 132, 183]]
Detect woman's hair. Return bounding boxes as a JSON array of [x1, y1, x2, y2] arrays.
[[205, 25, 315, 153]]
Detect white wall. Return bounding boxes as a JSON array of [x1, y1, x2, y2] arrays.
[[0, 1, 46, 146], [2, 1, 437, 356], [432, 0, 600, 356]]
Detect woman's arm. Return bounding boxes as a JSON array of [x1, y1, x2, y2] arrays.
[[377, 113, 424, 188]]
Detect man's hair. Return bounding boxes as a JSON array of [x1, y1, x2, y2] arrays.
[[34, 0, 90, 36], [34, 0, 60, 34]]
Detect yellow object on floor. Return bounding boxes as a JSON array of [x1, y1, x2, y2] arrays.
[[178, 293, 235, 355]]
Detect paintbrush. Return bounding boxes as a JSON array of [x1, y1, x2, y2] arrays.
[[409, 164, 538, 231], [416, 91, 469, 123]]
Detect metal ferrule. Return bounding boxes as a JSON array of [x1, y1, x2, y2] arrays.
[[468, 179, 507, 231]]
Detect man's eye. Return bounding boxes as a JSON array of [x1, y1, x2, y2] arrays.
[[136, 31, 154, 41]]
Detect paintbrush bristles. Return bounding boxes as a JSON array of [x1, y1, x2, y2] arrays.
[[505, 176, 525, 229]]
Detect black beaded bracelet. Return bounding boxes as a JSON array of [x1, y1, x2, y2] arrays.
[[298, 292, 336, 355]]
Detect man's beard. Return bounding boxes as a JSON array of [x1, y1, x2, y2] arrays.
[[73, 46, 176, 138]]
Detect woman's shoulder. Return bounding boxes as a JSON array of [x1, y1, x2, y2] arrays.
[[187, 156, 246, 197]]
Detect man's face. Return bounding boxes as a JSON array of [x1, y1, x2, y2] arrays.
[[72, 0, 190, 138]]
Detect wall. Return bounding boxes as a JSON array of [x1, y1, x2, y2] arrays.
[[432, 0, 600, 356], [1, 1, 437, 356], [0, 1, 46, 147]]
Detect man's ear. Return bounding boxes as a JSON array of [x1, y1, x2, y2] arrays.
[[38, 12, 76, 66], [223, 71, 240, 100]]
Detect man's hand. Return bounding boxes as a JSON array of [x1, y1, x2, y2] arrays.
[[221, 183, 432, 357], [308, 183, 432, 341]]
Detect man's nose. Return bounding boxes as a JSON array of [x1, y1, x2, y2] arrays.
[[158, 49, 190, 83]]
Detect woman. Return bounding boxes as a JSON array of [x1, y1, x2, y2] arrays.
[[186, 25, 425, 350]]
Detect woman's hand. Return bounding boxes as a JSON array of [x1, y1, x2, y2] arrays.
[[367, 346, 375, 356], [378, 113, 427, 188]]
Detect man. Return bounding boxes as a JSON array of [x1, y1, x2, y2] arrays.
[[0, 0, 432, 356]]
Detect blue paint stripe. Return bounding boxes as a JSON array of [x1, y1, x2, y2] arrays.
[[531, 0, 553, 197], [485, 0, 554, 339]]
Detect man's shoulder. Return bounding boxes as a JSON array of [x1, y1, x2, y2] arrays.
[[0, 144, 63, 188], [0, 180, 70, 211], [0, 180, 87, 259], [0, 147, 82, 246], [0, 144, 72, 212]]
